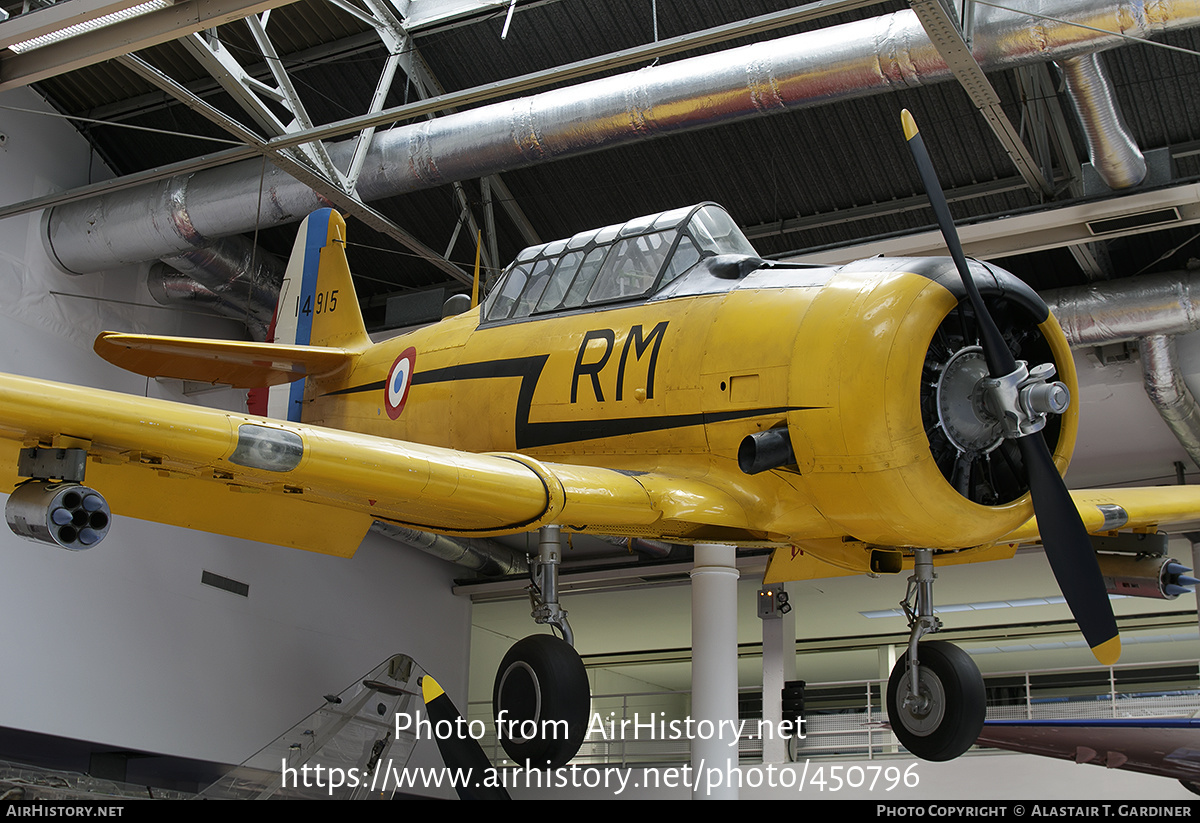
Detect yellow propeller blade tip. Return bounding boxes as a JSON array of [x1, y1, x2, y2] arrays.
[[1091, 636, 1121, 666], [421, 675, 445, 703], [901, 109, 919, 141]]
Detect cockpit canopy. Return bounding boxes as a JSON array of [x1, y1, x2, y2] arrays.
[[482, 203, 758, 323]]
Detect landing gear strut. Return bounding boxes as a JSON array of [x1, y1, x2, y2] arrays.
[[885, 549, 985, 761], [492, 526, 589, 768]]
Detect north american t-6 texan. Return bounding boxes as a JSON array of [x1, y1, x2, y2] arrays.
[[2, 110, 1198, 768]]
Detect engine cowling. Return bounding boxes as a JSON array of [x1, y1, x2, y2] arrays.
[[785, 258, 1076, 550]]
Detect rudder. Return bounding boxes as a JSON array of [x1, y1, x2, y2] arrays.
[[261, 209, 369, 421]]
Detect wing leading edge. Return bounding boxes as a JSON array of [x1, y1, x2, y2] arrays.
[[0, 371, 755, 555], [765, 485, 1200, 584]]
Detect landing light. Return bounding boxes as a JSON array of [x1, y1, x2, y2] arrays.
[[230, 425, 303, 472]]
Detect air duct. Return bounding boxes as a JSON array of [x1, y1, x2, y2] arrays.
[[43, 0, 1200, 274], [1044, 272, 1200, 467], [1139, 333, 1200, 467], [148, 234, 283, 341], [1044, 271, 1200, 345], [1057, 53, 1147, 190], [370, 521, 528, 576]]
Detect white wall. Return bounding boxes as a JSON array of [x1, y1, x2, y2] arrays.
[[0, 87, 471, 775]]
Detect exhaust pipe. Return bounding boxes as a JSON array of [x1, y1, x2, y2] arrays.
[[739, 428, 796, 475]]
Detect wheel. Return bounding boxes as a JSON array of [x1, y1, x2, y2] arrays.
[[493, 634, 589, 768], [886, 640, 985, 762]]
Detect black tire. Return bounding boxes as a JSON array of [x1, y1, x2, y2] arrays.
[[886, 640, 985, 762], [492, 634, 589, 768]]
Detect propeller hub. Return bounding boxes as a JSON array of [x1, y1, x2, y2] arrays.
[[980, 361, 1071, 440]]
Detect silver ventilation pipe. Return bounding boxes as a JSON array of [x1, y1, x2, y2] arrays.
[[43, 0, 1200, 275], [597, 534, 674, 559], [1044, 272, 1200, 467], [1140, 334, 1200, 467], [1044, 272, 1200, 345], [1057, 53, 1147, 189], [148, 235, 284, 341], [370, 521, 529, 577]]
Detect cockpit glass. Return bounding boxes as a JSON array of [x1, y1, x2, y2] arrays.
[[658, 234, 700, 289], [510, 258, 554, 318], [688, 206, 757, 257], [483, 262, 530, 319], [561, 246, 609, 309], [535, 251, 585, 313], [586, 231, 673, 303], [483, 204, 757, 323]]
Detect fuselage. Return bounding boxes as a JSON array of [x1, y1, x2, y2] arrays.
[[300, 211, 1077, 563]]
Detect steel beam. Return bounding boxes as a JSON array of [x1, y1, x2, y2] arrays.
[[0, 0, 302, 91], [117, 53, 469, 283], [909, 0, 1053, 198]]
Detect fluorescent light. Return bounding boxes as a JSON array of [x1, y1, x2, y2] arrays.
[[860, 594, 1128, 620], [7, 0, 173, 53]]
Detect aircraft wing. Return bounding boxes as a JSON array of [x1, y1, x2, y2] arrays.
[[999, 487, 1200, 543], [0, 371, 753, 557], [766, 485, 1200, 584], [977, 718, 1200, 787]]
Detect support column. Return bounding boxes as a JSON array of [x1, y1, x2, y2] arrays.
[[690, 543, 739, 799], [761, 583, 796, 763], [879, 644, 898, 753]]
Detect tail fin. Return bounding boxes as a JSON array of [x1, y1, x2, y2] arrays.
[[270, 209, 369, 350], [261, 209, 369, 420]]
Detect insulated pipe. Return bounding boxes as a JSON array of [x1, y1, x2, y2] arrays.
[[1044, 274, 1200, 468], [1139, 334, 1200, 468], [149, 234, 284, 341], [43, 0, 1200, 274], [1043, 272, 1200, 346], [369, 521, 529, 576], [146, 267, 252, 332], [1057, 53, 1147, 189]]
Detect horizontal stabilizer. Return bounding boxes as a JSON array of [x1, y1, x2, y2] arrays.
[[94, 332, 357, 388]]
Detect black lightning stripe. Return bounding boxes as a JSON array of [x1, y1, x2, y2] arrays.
[[325, 355, 813, 449]]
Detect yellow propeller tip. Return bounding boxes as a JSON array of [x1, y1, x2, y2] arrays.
[[421, 675, 445, 703], [1091, 636, 1121, 666], [901, 109, 919, 141]]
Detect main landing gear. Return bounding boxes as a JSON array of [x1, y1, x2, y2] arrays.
[[492, 526, 589, 768], [885, 549, 985, 761]]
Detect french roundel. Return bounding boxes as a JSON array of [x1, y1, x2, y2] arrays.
[[385, 348, 417, 420]]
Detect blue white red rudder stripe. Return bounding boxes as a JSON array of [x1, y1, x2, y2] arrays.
[[249, 209, 369, 420]]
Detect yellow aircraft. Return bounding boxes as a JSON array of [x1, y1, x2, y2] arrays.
[[3, 112, 1199, 767]]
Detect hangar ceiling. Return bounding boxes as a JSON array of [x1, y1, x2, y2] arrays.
[[7, 0, 1200, 318]]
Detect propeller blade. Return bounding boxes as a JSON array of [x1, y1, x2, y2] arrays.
[[901, 109, 1015, 377], [422, 675, 511, 800], [1017, 437, 1120, 663], [901, 109, 1120, 665]]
